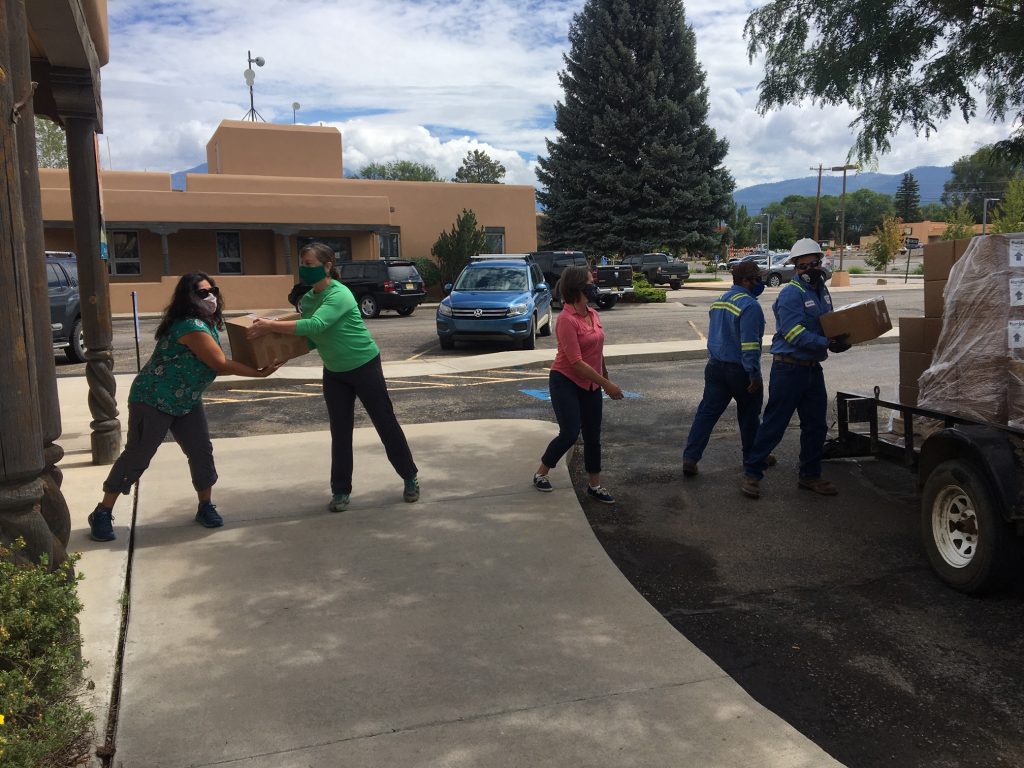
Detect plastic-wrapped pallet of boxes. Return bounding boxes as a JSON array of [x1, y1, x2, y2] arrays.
[[916, 233, 1024, 426]]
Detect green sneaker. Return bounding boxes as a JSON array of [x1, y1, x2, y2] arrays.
[[328, 493, 350, 513], [403, 477, 420, 503]]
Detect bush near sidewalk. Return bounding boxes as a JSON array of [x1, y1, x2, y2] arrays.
[[621, 273, 667, 303], [0, 540, 93, 767]]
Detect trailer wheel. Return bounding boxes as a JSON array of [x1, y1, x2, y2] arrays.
[[921, 459, 1014, 594]]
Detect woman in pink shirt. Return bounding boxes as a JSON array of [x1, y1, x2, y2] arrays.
[[534, 266, 624, 502]]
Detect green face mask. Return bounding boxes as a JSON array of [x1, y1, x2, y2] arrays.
[[299, 264, 328, 286]]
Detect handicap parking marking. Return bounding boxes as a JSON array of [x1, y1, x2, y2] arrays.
[[518, 388, 644, 401]]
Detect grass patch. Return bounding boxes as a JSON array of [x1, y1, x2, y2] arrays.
[[847, 266, 865, 274]]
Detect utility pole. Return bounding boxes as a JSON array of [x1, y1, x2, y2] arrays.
[[831, 164, 859, 271], [810, 164, 823, 241]]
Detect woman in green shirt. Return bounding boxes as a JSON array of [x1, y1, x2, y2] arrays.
[[248, 242, 419, 512], [87, 273, 279, 542]]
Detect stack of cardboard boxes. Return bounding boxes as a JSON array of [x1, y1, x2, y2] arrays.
[[909, 234, 1024, 426], [896, 238, 967, 406]]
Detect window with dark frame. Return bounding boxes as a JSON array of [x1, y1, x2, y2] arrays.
[[109, 231, 141, 275], [297, 236, 352, 264], [484, 227, 505, 254], [379, 232, 400, 260], [217, 231, 243, 274]]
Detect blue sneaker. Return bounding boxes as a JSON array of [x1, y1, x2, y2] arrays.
[[329, 493, 350, 513], [586, 485, 615, 504], [403, 477, 420, 503], [88, 505, 116, 542], [195, 501, 224, 528]]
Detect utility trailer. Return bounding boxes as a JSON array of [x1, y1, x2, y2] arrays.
[[833, 389, 1024, 594]]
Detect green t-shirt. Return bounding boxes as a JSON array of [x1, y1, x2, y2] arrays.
[[129, 318, 219, 416], [295, 281, 379, 372]]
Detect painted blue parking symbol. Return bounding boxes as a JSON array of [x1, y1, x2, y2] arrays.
[[519, 389, 642, 401]]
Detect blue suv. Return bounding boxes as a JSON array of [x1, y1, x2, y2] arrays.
[[436, 257, 552, 350]]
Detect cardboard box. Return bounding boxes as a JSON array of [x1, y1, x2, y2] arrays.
[[899, 350, 933, 387], [923, 240, 957, 282], [224, 312, 310, 369], [898, 316, 943, 354], [924, 280, 947, 318], [820, 297, 892, 345], [898, 385, 919, 406]]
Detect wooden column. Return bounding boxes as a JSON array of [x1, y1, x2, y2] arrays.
[[9, 0, 70, 557], [0, 0, 52, 566], [50, 64, 120, 464]]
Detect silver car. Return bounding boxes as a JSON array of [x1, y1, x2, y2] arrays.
[[759, 253, 833, 287]]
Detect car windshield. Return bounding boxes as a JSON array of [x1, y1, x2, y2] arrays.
[[455, 266, 528, 292], [388, 265, 420, 281]]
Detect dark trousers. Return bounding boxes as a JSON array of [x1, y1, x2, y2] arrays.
[[103, 401, 217, 495], [683, 359, 763, 463], [743, 360, 828, 481], [541, 370, 603, 474], [323, 355, 418, 495]]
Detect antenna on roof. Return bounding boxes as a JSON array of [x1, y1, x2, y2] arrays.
[[242, 50, 266, 122]]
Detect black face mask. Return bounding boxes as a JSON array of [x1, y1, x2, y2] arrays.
[[583, 284, 599, 302]]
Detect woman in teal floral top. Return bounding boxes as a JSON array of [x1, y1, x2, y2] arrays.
[[87, 273, 278, 542]]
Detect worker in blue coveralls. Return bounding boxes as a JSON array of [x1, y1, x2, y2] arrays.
[[741, 238, 850, 500], [682, 260, 772, 476]]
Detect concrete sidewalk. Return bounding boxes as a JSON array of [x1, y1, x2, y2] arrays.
[[57, 351, 848, 766]]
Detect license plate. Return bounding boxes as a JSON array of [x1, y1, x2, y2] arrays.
[[405, 283, 415, 290]]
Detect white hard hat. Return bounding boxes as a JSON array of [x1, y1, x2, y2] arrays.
[[790, 238, 823, 259]]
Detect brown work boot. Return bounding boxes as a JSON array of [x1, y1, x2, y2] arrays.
[[682, 459, 699, 477], [740, 475, 760, 499], [798, 477, 838, 495]]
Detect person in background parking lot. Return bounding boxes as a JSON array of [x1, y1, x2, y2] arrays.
[[247, 242, 419, 513], [87, 273, 280, 542], [682, 260, 772, 476], [741, 238, 850, 500], [533, 266, 624, 502]]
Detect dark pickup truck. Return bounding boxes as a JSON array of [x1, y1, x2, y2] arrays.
[[530, 250, 633, 309], [622, 252, 690, 289]]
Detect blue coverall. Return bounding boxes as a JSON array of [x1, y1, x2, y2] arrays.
[[683, 285, 766, 463], [743, 277, 834, 481]]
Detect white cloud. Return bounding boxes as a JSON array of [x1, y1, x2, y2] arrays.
[[99, 0, 1012, 191]]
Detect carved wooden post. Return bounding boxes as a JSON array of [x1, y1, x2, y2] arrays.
[[0, 0, 52, 566], [52, 69, 121, 464]]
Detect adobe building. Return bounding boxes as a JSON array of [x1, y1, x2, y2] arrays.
[[40, 120, 539, 312]]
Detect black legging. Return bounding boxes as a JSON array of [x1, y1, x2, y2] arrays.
[[322, 354, 418, 495]]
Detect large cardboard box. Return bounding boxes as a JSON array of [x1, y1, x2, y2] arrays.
[[898, 316, 943, 354], [820, 297, 892, 344], [924, 280, 947, 317], [923, 240, 957, 282], [224, 312, 310, 369], [899, 350, 933, 387]]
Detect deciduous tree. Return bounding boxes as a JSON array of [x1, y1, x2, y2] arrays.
[[536, 0, 733, 257], [866, 215, 903, 271], [991, 179, 1024, 234], [453, 150, 506, 184], [745, 0, 1024, 162], [942, 203, 975, 240], [941, 146, 1023, 222], [35, 117, 67, 169], [358, 160, 442, 182]]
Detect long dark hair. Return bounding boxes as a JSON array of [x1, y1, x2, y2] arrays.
[[154, 272, 225, 339], [298, 242, 341, 279]]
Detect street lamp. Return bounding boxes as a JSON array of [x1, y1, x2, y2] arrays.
[[242, 50, 266, 122], [983, 198, 1001, 234], [756, 221, 763, 248], [831, 163, 858, 270], [763, 213, 773, 252], [292, 101, 300, 124]]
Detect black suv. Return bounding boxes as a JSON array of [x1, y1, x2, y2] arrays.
[[336, 259, 426, 318], [46, 252, 84, 362]]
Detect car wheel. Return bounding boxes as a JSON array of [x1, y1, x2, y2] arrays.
[[596, 295, 618, 310], [538, 308, 552, 336], [767, 273, 782, 287], [358, 294, 380, 319], [65, 317, 86, 363], [521, 317, 536, 350], [439, 335, 455, 350], [669, 279, 681, 290], [921, 459, 1014, 594], [397, 306, 415, 316]]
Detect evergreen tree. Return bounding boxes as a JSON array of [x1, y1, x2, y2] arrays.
[[536, 0, 733, 257], [453, 150, 506, 183], [894, 173, 921, 222], [430, 209, 488, 284]]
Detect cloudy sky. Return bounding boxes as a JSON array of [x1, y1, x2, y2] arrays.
[[101, 0, 1009, 190]]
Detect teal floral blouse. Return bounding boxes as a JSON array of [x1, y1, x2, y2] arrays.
[[128, 318, 219, 416]]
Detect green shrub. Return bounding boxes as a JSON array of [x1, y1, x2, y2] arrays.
[[912, 264, 924, 275], [848, 266, 865, 274], [0, 541, 93, 768], [412, 257, 441, 287], [623, 273, 667, 303]]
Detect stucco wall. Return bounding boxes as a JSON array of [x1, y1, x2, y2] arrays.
[[110, 275, 297, 314], [206, 121, 343, 178]]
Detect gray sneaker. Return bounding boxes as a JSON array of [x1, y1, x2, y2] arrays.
[[403, 477, 420, 503], [328, 493, 350, 513]]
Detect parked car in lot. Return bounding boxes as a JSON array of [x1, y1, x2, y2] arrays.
[[529, 250, 633, 309], [47, 251, 84, 362], [622, 252, 690, 289], [336, 259, 426, 318], [436, 257, 552, 350], [759, 253, 833, 287]]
